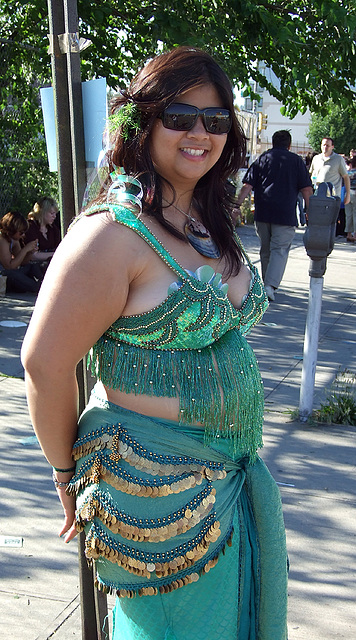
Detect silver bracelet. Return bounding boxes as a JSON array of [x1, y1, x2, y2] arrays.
[[52, 472, 70, 489]]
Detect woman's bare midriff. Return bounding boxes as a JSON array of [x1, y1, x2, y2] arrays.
[[104, 384, 205, 426]]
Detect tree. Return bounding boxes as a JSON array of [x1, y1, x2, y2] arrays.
[[307, 101, 356, 155], [1, 0, 356, 213], [0, 6, 58, 214], [1, 0, 356, 114]]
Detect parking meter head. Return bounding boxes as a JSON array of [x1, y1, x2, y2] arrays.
[[303, 182, 340, 269]]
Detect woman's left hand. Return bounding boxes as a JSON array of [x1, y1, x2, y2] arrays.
[[55, 487, 78, 542]]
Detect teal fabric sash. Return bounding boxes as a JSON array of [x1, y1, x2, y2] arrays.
[[69, 388, 288, 639]]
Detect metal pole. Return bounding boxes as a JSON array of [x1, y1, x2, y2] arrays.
[[63, 2, 108, 634], [47, 0, 75, 236], [63, 0, 86, 215], [299, 275, 324, 421], [47, 1, 108, 638]]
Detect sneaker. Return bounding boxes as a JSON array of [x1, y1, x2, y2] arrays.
[[265, 285, 275, 301]]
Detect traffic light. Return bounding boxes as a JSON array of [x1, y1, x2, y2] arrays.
[[257, 112, 268, 131]]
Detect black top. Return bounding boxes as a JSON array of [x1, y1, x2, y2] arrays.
[[243, 147, 312, 225], [25, 219, 61, 252]]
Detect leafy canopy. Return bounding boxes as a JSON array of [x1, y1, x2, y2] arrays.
[[1, 0, 356, 118], [1, 0, 356, 213]]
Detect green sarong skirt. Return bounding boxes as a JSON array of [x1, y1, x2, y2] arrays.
[[69, 387, 288, 640]]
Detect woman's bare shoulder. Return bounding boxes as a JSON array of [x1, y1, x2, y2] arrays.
[[22, 212, 147, 368], [56, 210, 148, 274]]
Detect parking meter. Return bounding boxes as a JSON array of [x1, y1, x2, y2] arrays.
[[303, 182, 340, 277]]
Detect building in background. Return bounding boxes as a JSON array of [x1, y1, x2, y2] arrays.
[[243, 65, 313, 160]]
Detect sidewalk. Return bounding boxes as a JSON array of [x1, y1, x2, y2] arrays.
[[0, 226, 355, 639]]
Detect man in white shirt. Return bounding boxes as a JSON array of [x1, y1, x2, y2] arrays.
[[310, 137, 350, 202], [310, 137, 350, 236]]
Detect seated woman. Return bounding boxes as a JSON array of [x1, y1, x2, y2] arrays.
[[25, 196, 61, 266], [0, 211, 43, 294]]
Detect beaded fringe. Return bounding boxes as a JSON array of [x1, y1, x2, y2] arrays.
[[89, 328, 264, 462]]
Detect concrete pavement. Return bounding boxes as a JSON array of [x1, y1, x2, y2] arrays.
[[0, 224, 355, 639]]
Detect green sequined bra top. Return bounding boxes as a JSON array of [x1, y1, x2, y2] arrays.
[[85, 203, 268, 460]]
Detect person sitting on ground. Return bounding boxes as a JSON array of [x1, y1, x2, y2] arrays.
[[0, 211, 43, 294], [25, 196, 61, 265]]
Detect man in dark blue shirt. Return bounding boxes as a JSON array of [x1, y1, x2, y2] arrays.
[[236, 130, 313, 301]]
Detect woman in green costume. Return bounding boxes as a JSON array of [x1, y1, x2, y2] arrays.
[[22, 47, 288, 639]]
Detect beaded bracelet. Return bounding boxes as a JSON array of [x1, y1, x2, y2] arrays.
[[52, 465, 76, 473], [52, 473, 70, 489]]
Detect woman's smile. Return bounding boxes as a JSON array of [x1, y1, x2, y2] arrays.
[[180, 147, 208, 158]]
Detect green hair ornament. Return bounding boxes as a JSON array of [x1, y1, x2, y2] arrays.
[[109, 102, 141, 141]]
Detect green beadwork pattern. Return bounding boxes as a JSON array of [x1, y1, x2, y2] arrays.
[[84, 202, 268, 459]]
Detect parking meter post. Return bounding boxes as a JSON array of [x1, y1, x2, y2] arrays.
[[299, 276, 323, 421], [299, 183, 340, 421]]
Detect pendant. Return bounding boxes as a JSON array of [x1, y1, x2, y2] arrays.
[[184, 219, 220, 259]]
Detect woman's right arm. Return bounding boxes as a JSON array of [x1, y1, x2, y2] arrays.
[[21, 213, 137, 539], [0, 238, 37, 269]]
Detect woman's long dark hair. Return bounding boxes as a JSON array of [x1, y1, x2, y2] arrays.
[[101, 47, 247, 275]]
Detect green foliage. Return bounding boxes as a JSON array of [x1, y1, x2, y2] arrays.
[[1, 0, 356, 213], [313, 369, 356, 426], [0, 158, 59, 216], [0, 1, 58, 215], [307, 100, 356, 154], [2, 0, 356, 115]]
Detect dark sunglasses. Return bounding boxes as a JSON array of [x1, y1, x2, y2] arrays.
[[159, 102, 232, 135]]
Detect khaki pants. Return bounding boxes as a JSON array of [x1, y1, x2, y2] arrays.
[[345, 191, 356, 234], [255, 222, 295, 289]]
